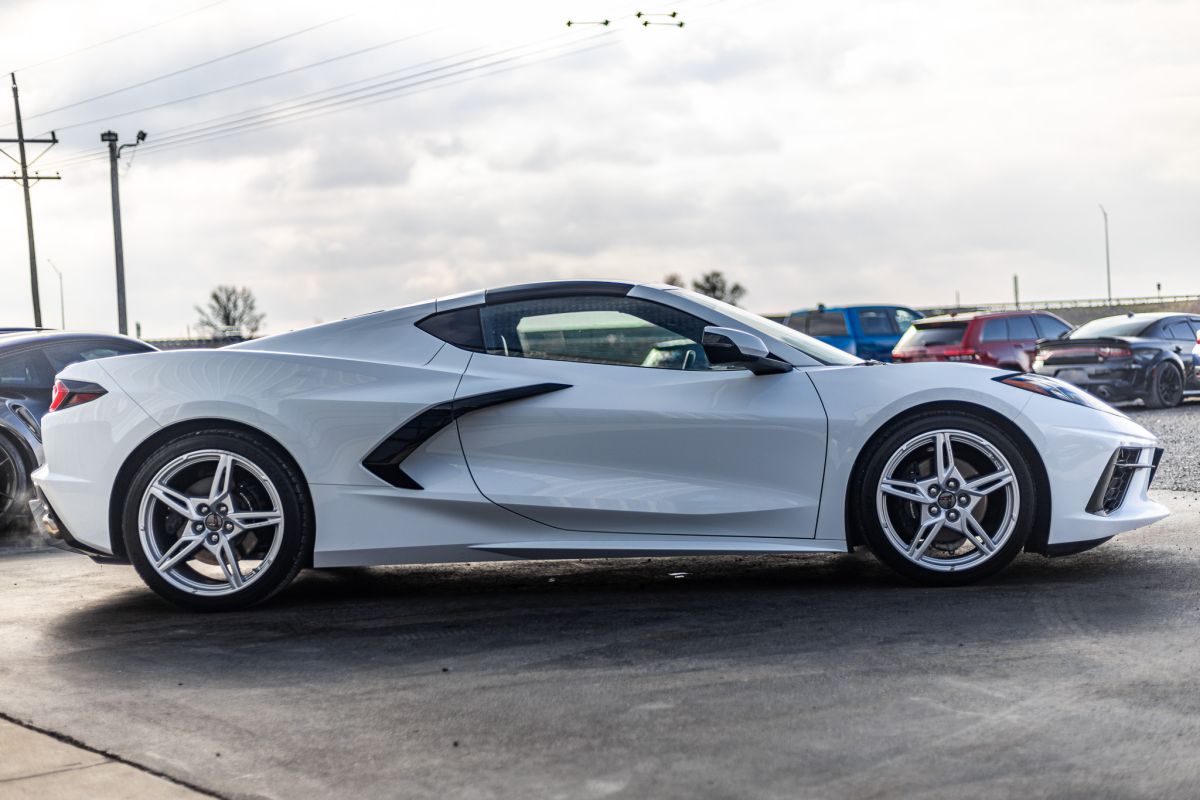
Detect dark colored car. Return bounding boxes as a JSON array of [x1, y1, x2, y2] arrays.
[[1033, 312, 1200, 408], [785, 305, 923, 361], [892, 310, 1072, 371], [0, 331, 156, 528]]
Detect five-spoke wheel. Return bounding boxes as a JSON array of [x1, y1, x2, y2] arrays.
[[856, 411, 1036, 584], [124, 430, 311, 610]]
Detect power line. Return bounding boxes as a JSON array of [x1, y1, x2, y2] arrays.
[[38, 0, 714, 170], [124, 39, 620, 163], [5, 0, 230, 75], [16, 13, 355, 126], [39, 27, 442, 136], [39, 34, 581, 170]]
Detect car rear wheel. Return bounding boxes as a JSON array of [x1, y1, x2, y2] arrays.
[[123, 429, 311, 611], [0, 435, 29, 530], [1144, 362, 1184, 409], [853, 411, 1036, 585]]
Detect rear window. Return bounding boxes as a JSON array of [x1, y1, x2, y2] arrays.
[[1071, 317, 1155, 339], [896, 321, 968, 348], [805, 312, 849, 337]]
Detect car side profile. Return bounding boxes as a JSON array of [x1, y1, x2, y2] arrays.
[[892, 310, 1072, 371], [0, 331, 155, 529], [31, 281, 1167, 610], [1033, 312, 1200, 407], [784, 305, 923, 361]]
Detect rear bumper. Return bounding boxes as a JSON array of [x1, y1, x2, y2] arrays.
[[1033, 363, 1148, 402], [28, 489, 127, 564]]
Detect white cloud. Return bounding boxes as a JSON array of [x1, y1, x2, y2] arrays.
[[0, 0, 1198, 336]]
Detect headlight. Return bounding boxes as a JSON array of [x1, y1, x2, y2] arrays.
[[993, 373, 1125, 417]]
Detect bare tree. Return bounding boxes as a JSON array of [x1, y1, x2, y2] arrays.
[[195, 286, 265, 337], [665, 271, 746, 306]]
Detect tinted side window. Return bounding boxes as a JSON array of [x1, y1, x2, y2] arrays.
[[0, 349, 53, 389], [856, 310, 897, 336], [1007, 316, 1038, 340], [479, 295, 713, 370], [1034, 316, 1071, 339], [806, 312, 849, 337], [894, 309, 919, 331], [416, 307, 484, 352], [785, 313, 807, 333], [1165, 321, 1195, 341], [980, 319, 1009, 342]]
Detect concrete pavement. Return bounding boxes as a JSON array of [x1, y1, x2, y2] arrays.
[[1, 490, 1198, 799]]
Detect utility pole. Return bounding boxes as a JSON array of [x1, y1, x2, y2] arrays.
[[46, 258, 64, 328], [1, 73, 59, 328], [1013, 274, 1020, 309], [1099, 204, 1112, 305], [102, 129, 146, 335]]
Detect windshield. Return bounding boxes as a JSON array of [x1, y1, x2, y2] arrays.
[[679, 290, 863, 365], [1070, 317, 1154, 339]]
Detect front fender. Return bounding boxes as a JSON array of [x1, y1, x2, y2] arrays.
[[807, 362, 1033, 542]]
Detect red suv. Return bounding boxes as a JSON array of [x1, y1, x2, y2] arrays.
[[892, 310, 1072, 371]]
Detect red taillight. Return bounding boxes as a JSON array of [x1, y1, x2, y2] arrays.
[[1097, 346, 1132, 359], [48, 379, 107, 412], [943, 348, 978, 362]]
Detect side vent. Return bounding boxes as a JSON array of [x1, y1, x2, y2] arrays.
[[363, 383, 571, 490]]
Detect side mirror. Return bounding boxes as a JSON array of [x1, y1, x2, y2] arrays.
[[702, 326, 793, 375]]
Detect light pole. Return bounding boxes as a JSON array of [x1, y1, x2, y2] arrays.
[[45, 259, 64, 329], [102, 129, 146, 335], [1099, 204, 1112, 305]]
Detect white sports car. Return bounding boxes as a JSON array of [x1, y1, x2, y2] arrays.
[[31, 281, 1167, 610]]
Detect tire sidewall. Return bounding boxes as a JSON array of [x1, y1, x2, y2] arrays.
[[854, 411, 1037, 585], [0, 434, 29, 529], [1147, 362, 1183, 409], [123, 430, 309, 611]]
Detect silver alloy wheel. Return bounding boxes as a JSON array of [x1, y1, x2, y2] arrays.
[[875, 429, 1019, 572], [138, 449, 284, 596]]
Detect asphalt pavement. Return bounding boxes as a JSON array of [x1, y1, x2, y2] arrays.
[[1, 489, 1199, 799]]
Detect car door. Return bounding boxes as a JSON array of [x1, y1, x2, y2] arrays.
[[453, 293, 829, 539]]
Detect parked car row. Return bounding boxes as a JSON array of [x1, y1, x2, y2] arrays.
[[786, 302, 1200, 408]]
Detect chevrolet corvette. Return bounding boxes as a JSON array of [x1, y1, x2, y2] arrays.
[[30, 281, 1168, 609]]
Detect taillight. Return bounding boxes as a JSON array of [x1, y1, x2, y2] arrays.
[[1097, 346, 1132, 359], [48, 379, 107, 412], [943, 348, 977, 362]]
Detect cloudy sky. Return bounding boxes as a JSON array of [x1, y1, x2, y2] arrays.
[[0, 0, 1197, 336]]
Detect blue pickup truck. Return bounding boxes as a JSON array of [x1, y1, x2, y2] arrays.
[[784, 305, 923, 361]]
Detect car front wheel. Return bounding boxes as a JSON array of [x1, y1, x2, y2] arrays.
[[854, 411, 1037, 585], [123, 429, 311, 611]]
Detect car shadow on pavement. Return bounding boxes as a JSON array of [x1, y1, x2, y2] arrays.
[[45, 544, 1183, 688]]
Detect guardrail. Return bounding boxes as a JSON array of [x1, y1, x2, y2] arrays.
[[922, 294, 1200, 314]]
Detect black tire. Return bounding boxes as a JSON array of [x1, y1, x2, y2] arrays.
[[0, 434, 30, 531], [123, 429, 312, 611], [851, 410, 1038, 586], [1144, 362, 1184, 409]]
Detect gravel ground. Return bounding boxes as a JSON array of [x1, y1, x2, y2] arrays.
[[1126, 398, 1200, 492]]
